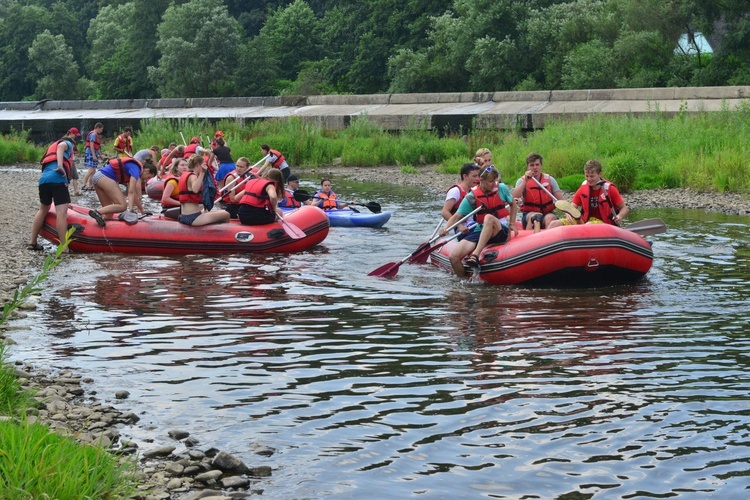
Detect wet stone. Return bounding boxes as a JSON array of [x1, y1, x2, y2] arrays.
[[168, 429, 190, 440], [220, 476, 250, 489], [142, 446, 176, 459], [115, 390, 130, 399], [195, 470, 223, 483]]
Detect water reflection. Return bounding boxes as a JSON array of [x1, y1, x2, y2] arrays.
[[9, 190, 750, 498]]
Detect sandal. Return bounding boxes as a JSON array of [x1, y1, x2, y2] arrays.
[[89, 209, 106, 227], [26, 243, 44, 252], [465, 254, 481, 268]]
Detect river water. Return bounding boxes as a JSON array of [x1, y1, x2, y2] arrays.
[[9, 179, 750, 498]]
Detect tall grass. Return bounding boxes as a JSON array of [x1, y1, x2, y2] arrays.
[[1, 231, 136, 498], [5, 108, 750, 192], [0, 130, 44, 165]]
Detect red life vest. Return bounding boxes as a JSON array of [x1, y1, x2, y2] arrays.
[[520, 173, 555, 214], [40, 139, 73, 179], [470, 185, 509, 224], [447, 183, 467, 215], [270, 149, 285, 168], [220, 171, 238, 203], [315, 190, 338, 209], [85, 131, 100, 151], [107, 157, 142, 185], [115, 134, 132, 153], [182, 144, 199, 158], [281, 188, 301, 208], [159, 153, 172, 167], [579, 181, 616, 224], [178, 171, 203, 204], [161, 174, 179, 206], [240, 178, 274, 210]]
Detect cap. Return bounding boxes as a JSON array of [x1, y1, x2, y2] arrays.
[[287, 174, 299, 182], [68, 127, 81, 137], [190, 137, 200, 144], [161, 148, 170, 156], [214, 130, 224, 137]]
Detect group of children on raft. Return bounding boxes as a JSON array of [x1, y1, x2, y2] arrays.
[[29, 128, 629, 279], [438, 148, 629, 277]]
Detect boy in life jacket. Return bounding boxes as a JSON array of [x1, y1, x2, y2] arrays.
[[82, 123, 103, 191], [512, 152, 564, 232], [551, 159, 629, 227], [114, 127, 133, 157], [439, 165, 518, 277], [278, 174, 302, 209]]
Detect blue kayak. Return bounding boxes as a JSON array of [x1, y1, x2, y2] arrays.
[[283, 207, 391, 228]]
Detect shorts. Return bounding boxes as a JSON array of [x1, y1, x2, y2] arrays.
[[463, 225, 510, 245], [238, 205, 275, 226], [215, 162, 236, 182], [225, 203, 240, 219], [69, 161, 79, 180], [178, 212, 202, 226], [521, 212, 557, 227], [280, 166, 291, 182], [84, 150, 99, 169], [39, 183, 71, 206], [92, 170, 107, 185]]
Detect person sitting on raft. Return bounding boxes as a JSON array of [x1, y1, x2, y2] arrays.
[[512, 152, 564, 232], [160, 158, 188, 209], [237, 169, 286, 226], [219, 156, 252, 219], [442, 163, 480, 222], [311, 178, 348, 210], [177, 155, 230, 227], [439, 165, 517, 277], [158, 145, 184, 177], [548, 159, 629, 228], [89, 157, 157, 227], [278, 174, 301, 209]]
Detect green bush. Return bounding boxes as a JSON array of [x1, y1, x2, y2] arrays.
[[605, 151, 642, 193]]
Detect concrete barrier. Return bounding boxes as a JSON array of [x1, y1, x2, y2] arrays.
[[3, 86, 749, 141]]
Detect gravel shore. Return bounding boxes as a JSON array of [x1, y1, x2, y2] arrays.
[[1, 163, 749, 498]]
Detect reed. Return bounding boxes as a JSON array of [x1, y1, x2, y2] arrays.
[[0, 130, 44, 164], [5, 109, 750, 192]]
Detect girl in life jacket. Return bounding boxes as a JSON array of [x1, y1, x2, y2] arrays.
[[177, 155, 230, 226], [237, 168, 285, 226], [438, 165, 518, 278], [89, 157, 157, 227], [312, 178, 349, 210], [221, 157, 252, 219], [161, 158, 188, 208]]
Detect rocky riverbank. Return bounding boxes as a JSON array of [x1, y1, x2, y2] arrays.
[[1, 163, 749, 499]]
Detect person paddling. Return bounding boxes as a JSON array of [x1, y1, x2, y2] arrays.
[[311, 178, 348, 210]]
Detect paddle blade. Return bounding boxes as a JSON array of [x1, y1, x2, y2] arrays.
[[625, 218, 667, 236], [293, 189, 312, 202], [405, 241, 432, 264], [411, 239, 451, 264], [367, 261, 402, 278], [281, 219, 306, 239], [365, 202, 381, 213]]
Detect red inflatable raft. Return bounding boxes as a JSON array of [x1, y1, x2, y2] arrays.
[[430, 223, 653, 286], [40, 204, 330, 255], [146, 178, 164, 200]]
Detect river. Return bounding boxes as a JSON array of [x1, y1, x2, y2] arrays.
[[9, 178, 750, 498]]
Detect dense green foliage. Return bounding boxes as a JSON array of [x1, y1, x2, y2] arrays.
[[0, 0, 748, 101]]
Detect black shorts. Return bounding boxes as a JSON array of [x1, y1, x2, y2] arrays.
[[521, 211, 557, 227], [464, 225, 509, 245], [39, 183, 71, 206], [238, 205, 275, 226]]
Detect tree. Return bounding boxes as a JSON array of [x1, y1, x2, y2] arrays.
[[28, 30, 93, 99], [149, 0, 242, 97]]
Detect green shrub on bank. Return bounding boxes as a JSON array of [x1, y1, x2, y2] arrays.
[[6, 108, 750, 192], [0, 130, 44, 165]]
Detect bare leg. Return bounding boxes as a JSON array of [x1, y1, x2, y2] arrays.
[[29, 205, 51, 246], [448, 239, 477, 278]]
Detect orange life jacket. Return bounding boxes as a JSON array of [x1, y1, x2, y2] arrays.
[[182, 144, 199, 158], [240, 178, 274, 210], [316, 190, 338, 209], [40, 139, 73, 179], [220, 171, 238, 203], [178, 171, 202, 204], [161, 174, 180, 206], [280, 188, 301, 208], [579, 181, 616, 224], [115, 134, 132, 154], [520, 173, 556, 214], [470, 185, 509, 224]]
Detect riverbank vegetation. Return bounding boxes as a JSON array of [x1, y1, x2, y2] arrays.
[[0, 0, 748, 101], [5, 107, 749, 193], [0, 234, 137, 499]]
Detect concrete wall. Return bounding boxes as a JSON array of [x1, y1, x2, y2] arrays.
[[2, 86, 749, 142]]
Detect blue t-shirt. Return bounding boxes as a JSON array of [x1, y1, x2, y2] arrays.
[[456, 183, 513, 232], [101, 160, 142, 183], [39, 139, 74, 185]]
